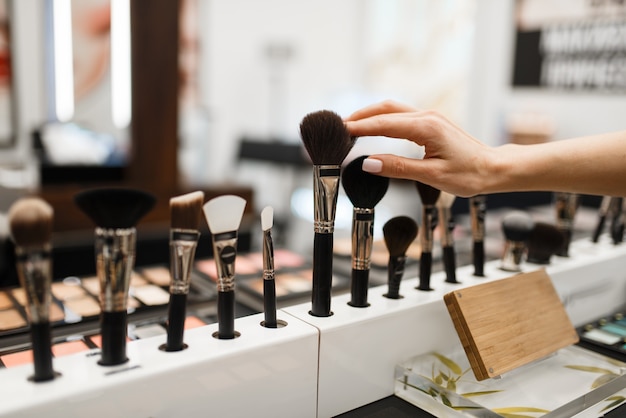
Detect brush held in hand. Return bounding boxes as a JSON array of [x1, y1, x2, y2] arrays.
[[382, 216, 418, 299], [415, 181, 440, 291], [165, 191, 204, 352], [300, 109, 356, 317], [8, 197, 57, 382], [342, 155, 389, 307]]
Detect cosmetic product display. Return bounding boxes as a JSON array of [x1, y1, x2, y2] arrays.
[[7, 198, 57, 382], [203, 195, 247, 339], [436, 191, 458, 284], [74, 187, 156, 366], [261, 206, 278, 328], [592, 196, 612, 243], [341, 155, 389, 308], [382, 216, 418, 300], [468, 195, 486, 276], [299, 110, 356, 317], [554, 192, 579, 257], [526, 221, 565, 265], [499, 210, 534, 272], [163, 191, 204, 352], [414, 182, 440, 291]]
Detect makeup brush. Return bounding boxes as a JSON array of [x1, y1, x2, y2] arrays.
[[415, 181, 440, 291], [610, 197, 625, 245], [8, 197, 57, 382], [300, 109, 356, 317], [382, 216, 418, 300], [203, 195, 247, 339], [436, 191, 458, 284], [261, 206, 277, 328], [469, 195, 487, 277], [341, 155, 389, 307], [500, 210, 534, 272], [526, 222, 565, 265], [591, 196, 611, 243], [554, 192, 579, 257], [74, 187, 156, 366], [164, 191, 204, 352]]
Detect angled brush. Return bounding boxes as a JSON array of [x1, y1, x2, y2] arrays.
[[500, 210, 534, 272], [469, 195, 487, 277], [341, 155, 389, 307], [74, 187, 156, 366], [415, 181, 440, 291], [203, 195, 247, 339], [527, 222, 565, 265], [382, 216, 418, 299], [261, 206, 277, 328], [436, 191, 458, 284], [8, 197, 57, 382], [164, 191, 204, 352], [554, 192, 579, 257], [300, 109, 356, 317]]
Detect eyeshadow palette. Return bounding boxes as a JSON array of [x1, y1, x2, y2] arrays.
[[577, 309, 626, 362]]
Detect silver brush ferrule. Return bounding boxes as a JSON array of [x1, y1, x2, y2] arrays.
[[15, 245, 52, 324], [95, 227, 136, 312], [313, 165, 341, 234], [262, 229, 275, 281], [439, 206, 454, 247], [212, 231, 238, 292], [351, 208, 374, 270], [500, 240, 526, 272], [470, 196, 486, 241], [421, 204, 437, 252], [169, 229, 200, 294]]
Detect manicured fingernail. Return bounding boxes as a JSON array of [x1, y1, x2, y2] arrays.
[[362, 158, 383, 173]]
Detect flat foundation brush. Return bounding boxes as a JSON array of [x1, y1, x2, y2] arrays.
[[341, 155, 389, 308], [164, 191, 204, 352], [300, 110, 356, 317], [415, 182, 440, 291], [382, 216, 418, 300], [8, 198, 57, 382], [436, 191, 458, 284], [203, 195, 247, 339], [469, 195, 487, 277], [74, 187, 156, 366], [261, 206, 277, 328], [500, 210, 534, 272]]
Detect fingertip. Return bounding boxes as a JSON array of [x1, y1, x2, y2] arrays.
[[362, 158, 383, 174]]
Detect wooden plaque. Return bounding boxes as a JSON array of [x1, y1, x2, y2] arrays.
[[444, 269, 579, 381]]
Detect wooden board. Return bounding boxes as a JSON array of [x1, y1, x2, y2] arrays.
[[444, 269, 579, 381]]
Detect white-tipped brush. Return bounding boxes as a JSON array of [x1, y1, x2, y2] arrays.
[[202, 195, 247, 339], [261, 206, 277, 327]]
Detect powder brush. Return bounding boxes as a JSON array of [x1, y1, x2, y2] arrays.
[[382, 216, 418, 299], [261, 206, 277, 328], [415, 181, 440, 291], [469, 195, 487, 276], [74, 187, 156, 365], [341, 155, 389, 307], [164, 191, 204, 351], [500, 210, 534, 272], [300, 109, 356, 317], [526, 222, 565, 265], [436, 191, 458, 284], [203, 195, 247, 339], [8, 197, 57, 382]]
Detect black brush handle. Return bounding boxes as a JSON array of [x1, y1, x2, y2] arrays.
[[442, 245, 458, 284], [30, 322, 55, 382], [473, 240, 485, 277], [417, 251, 433, 291], [218, 290, 236, 339], [99, 311, 128, 366], [592, 215, 606, 243], [165, 293, 187, 351], [348, 269, 370, 308], [557, 228, 572, 257], [263, 279, 277, 328], [384, 256, 405, 299], [310, 232, 333, 317]]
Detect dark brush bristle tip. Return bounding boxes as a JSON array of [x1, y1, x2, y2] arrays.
[[527, 222, 565, 264], [300, 110, 356, 165], [415, 181, 440, 206], [342, 155, 389, 209], [501, 211, 534, 242], [383, 216, 418, 258], [74, 187, 156, 229]]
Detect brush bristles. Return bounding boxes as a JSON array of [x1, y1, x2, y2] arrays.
[[74, 187, 156, 229], [170, 191, 205, 230], [527, 222, 565, 263], [261, 206, 274, 231], [342, 155, 389, 208], [501, 210, 534, 242], [8, 197, 54, 248], [415, 181, 440, 206], [300, 110, 356, 165], [383, 216, 418, 258]]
